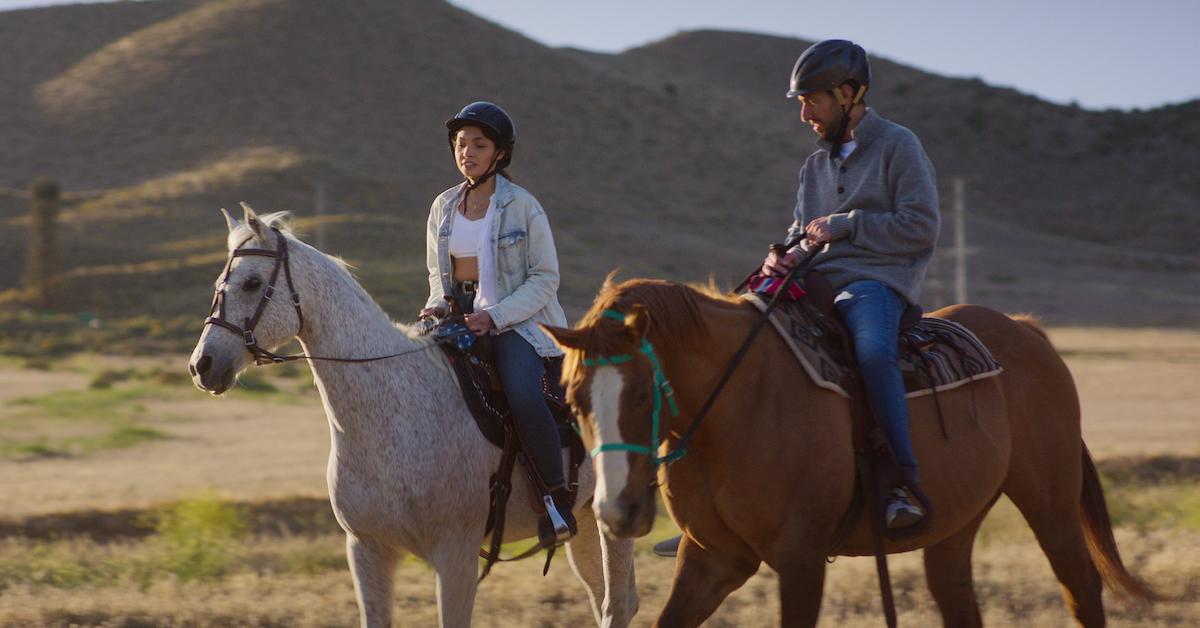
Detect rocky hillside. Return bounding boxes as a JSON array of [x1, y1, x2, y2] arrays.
[[0, 0, 1195, 327]]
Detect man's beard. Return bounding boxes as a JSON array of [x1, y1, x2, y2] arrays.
[[818, 108, 848, 142]]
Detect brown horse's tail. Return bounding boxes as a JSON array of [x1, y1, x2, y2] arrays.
[[1079, 444, 1161, 601]]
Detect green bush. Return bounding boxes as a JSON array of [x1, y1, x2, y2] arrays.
[[143, 493, 246, 583], [235, 372, 277, 393], [98, 425, 166, 450], [89, 368, 136, 389]]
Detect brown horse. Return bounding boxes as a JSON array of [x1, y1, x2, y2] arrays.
[[543, 277, 1157, 627]]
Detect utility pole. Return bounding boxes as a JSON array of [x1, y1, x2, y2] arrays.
[[954, 177, 968, 304], [315, 181, 327, 251]]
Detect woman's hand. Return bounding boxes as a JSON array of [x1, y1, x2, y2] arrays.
[[465, 310, 495, 336], [419, 305, 446, 319]]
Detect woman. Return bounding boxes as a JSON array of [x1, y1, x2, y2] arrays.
[[420, 101, 575, 547]]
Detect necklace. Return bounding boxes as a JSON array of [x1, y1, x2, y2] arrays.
[[461, 199, 488, 218]]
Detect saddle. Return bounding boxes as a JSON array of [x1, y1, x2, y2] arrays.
[[429, 315, 586, 580], [742, 269, 1004, 627], [744, 271, 1002, 403]]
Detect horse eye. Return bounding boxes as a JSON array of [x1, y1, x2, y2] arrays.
[[242, 277, 263, 292]]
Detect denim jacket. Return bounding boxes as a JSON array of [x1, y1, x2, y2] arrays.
[[425, 175, 567, 357]]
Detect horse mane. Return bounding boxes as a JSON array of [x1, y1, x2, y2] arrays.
[[563, 275, 746, 386]]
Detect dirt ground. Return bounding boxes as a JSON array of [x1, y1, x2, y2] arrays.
[[0, 327, 1197, 625]]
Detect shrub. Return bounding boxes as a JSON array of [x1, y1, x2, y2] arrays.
[[89, 368, 136, 389], [235, 372, 277, 393], [143, 493, 246, 583]]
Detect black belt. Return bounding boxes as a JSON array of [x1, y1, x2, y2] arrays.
[[455, 280, 477, 294]]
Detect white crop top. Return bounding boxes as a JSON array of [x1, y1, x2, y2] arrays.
[[449, 208, 489, 258]]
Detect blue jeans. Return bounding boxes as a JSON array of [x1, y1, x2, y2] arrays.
[[834, 280, 920, 484], [494, 330, 565, 488]]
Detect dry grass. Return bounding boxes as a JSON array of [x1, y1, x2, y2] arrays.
[[0, 327, 1196, 625], [0, 526, 1195, 627]]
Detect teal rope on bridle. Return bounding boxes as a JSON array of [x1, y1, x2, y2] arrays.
[[578, 244, 824, 469], [581, 309, 683, 466]]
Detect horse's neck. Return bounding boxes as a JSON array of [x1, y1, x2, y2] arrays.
[[290, 245, 441, 432], [649, 295, 753, 433], [294, 249, 405, 358]]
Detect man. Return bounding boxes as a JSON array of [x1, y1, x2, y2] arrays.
[[763, 38, 939, 528], [653, 38, 939, 558]]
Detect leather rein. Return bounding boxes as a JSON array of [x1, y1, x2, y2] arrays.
[[203, 227, 438, 366], [581, 242, 823, 467]]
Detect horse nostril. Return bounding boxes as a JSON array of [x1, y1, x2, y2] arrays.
[[625, 498, 641, 523], [188, 362, 198, 377], [194, 355, 212, 376]]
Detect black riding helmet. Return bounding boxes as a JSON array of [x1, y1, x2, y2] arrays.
[[786, 39, 871, 104], [446, 101, 516, 172]]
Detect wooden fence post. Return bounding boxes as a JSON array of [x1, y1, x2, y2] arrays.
[[24, 178, 61, 309]]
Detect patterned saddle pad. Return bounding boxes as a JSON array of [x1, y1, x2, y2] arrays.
[[741, 293, 1003, 399]]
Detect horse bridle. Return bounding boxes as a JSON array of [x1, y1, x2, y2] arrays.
[[203, 227, 454, 366], [204, 227, 304, 366], [581, 309, 683, 466], [579, 243, 825, 468]]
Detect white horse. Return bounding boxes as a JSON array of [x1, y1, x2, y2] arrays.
[[187, 205, 638, 628]]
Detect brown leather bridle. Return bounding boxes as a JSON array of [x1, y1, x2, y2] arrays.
[[204, 227, 304, 366], [202, 227, 446, 366]]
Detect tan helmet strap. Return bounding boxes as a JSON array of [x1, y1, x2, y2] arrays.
[[833, 86, 848, 106]]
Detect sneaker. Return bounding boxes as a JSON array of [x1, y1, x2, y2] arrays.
[[652, 535, 682, 557], [884, 487, 925, 529]]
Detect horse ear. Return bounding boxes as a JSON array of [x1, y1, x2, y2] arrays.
[[220, 207, 237, 232], [625, 304, 651, 340], [541, 324, 587, 350], [240, 201, 264, 238], [601, 269, 621, 292]]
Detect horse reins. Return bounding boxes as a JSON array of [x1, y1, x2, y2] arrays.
[[585, 240, 823, 467], [203, 227, 447, 366]]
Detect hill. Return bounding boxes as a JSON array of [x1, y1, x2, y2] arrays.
[[0, 0, 1197, 335]]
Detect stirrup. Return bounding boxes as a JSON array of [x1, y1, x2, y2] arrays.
[[884, 488, 924, 530], [542, 495, 574, 545]]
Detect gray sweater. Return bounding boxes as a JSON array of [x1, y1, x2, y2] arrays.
[[786, 108, 940, 305]]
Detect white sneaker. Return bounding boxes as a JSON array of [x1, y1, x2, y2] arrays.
[[884, 488, 924, 529]]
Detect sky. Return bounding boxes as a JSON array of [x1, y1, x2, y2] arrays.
[[3, 0, 1196, 111]]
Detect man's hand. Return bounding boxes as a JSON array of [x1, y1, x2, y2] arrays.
[[761, 249, 799, 277], [805, 216, 834, 244], [466, 310, 495, 336]]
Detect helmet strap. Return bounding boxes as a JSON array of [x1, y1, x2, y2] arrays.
[[461, 151, 502, 213], [833, 86, 848, 107], [853, 84, 867, 104], [828, 90, 854, 162]]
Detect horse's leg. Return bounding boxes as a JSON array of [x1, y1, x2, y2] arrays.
[[430, 541, 482, 628], [923, 504, 993, 628], [1005, 458, 1105, 626], [566, 509, 639, 627], [347, 534, 403, 628], [776, 554, 828, 627], [655, 536, 759, 628]]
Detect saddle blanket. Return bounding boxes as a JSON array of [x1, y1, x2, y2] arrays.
[[742, 294, 1003, 399]]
